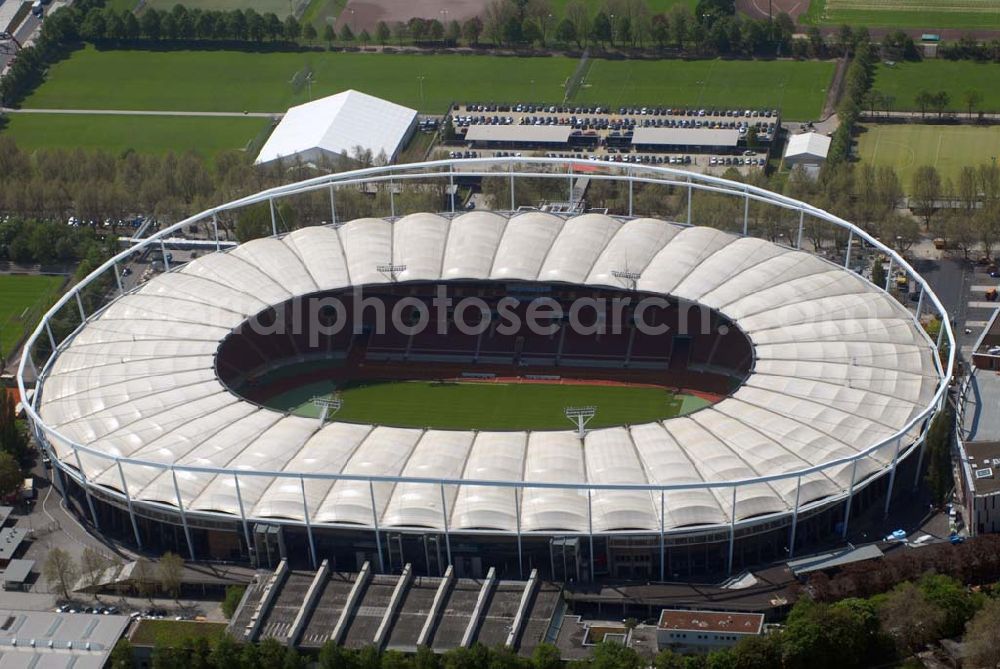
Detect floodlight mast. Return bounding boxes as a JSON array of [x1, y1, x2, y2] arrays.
[[376, 263, 407, 282], [564, 406, 597, 438], [611, 269, 641, 291], [312, 396, 343, 427]]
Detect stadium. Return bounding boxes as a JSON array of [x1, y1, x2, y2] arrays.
[[17, 158, 953, 582]]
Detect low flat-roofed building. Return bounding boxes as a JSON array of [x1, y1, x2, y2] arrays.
[[0, 609, 130, 668], [2, 559, 34, 591], [632, 127, 740, 152], [656, 609, 764, 652], [972, 308, 1000, 371], [0, 507, 12, 528], [0, 527, 27, 567], [784, 132, 831, 167], [465, 125, 577, 148], [960, 440, 1000, 534]]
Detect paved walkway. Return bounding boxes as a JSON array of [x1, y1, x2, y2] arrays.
[[0, 107, 281, 118]]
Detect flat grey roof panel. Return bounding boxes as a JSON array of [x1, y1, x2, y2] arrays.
[[632, 127, 740, 147], [787, 544, 884, 576], [2, 560, 34, 585], [465, 125, 573, 143]]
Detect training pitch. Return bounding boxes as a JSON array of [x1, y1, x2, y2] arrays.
[[267, 378, 710, 430], [873, 61, 1000, 114], [0, 275, 65, 362], [0, 113, 268, 157], [803, 0, 1000, 29], [857, 124, 1000, 190], [575, 58, 835, 121]]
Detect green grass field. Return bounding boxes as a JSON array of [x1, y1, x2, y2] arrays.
[[874, 61, 1000, 113], [550, 0, 696, 15], [130, 621, 228, 647], [802, 0, 1000, 29], [858, 124, 1000, 190], [270, 379, 710, 430], [24, 47, 578, 113], [0, 275, 65, 362], [575, 58, 835, 120], [0, 113, 268, 157]]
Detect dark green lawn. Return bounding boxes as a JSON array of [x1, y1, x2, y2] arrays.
[[873, 60, 1000, 113], [0, 275, 65, 362]]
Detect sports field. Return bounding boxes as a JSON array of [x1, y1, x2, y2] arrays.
[[271, 378, 710, 430], [550, 0, 696, 14], [0, 275, 65, 363], [873, 61, 1000, 113], [575, 58, 835, 120], [857, 124, 1000, 190], [23, 47, 578, 113], [802, 0, 1000, 29], [0, 113, 268, 157]]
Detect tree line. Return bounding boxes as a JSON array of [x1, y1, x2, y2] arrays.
[[44, 546, 186, 599]]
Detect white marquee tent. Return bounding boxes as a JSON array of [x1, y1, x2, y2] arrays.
[[784, 132, 832, 167], [256, 90, 418, 166]]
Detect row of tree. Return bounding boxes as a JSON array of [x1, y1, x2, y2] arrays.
[[43, 546, 186, 599], [0, 393, 29, 499]]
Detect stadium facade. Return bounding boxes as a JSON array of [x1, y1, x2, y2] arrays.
[[18, 159, 953, 582]]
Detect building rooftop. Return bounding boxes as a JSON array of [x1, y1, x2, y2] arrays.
[[255, 90, 417, 165], [465, 125, 574, 144], [963, 441, 1000, 495], [0, 609, 129, 669], [972, 308, 1000, 359], [656, 609, 763, 635], [784, 132, 831, 161], [786, 544, 884, 577], [632, 127, 740, 147], [2, 559, 34, 587], [0, 507, 12, 528], [0, 528, 27, 562]]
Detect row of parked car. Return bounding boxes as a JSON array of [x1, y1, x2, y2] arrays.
[[710, 156, 767, 166], [458, 103, 782, 120]]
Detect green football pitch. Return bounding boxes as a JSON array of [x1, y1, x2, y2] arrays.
[[802, 0, 1000, 30], [857, 124, 1000, 191], [873, 61, 1000, 114], [574, 58, 835, 121], [0, 275, 65, 363], [267, 378, 711, 430]]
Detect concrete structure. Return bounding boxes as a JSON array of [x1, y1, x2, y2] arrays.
[[783, 132, 831, 167], [0, 609, 129, 669], [656, 609, 763, 652], [971, 308, 1000, 371], [960, 441, 1000, 535], [256, 90, 417, 166], [2, 558, 34, 591], [632, 127, 740, 151], [0, 527, 26, 567], [228, 564, 562, 654]]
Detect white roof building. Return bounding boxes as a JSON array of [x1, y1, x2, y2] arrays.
[[784, 132, 831, 166], [37, 213, 940, 535], [256, 90, 418, 166]]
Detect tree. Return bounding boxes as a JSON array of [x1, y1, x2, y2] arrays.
[[302, 22, 317, 41], [555, 18, 576, 45], [0, 391, 28, 466], [965, 597, 1000, 669], [522, 17, 541, 44], [871, 255, 886, 290], [931, 90, 951, 118], [591, 11, 612, 45], [963, 89, 984, 118], [359, 28, 371, 45], [924, 402, 955, 503], [445, 20, 460, 43], [339, 23, 354, 44], [140, 9, 162, 39], [375, 20, 390, 44], [323, 23, 335, 45], [108, 639, 134, 669], [44, 547, 79, 599], [222, 584, 246, 619], [0, 451, 20, 499], [565, 0, 591, 46], [209, 633, 242, 669], [532, 643, 561, 669], [80, 546, 111, 591], [914, 89, 934, 117], [428, 19, 444, 41], [158, 551, 184, 599], [461, 17, 482, 45], [283, 15, 301, 41], [878, 581, 946, 654], [911, 165, 942, 229]]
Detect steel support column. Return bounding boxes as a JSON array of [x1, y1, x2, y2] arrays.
[[72, 447, 100, 529], [213, 213, 221, 252], [796, 209, 804, 249], [369, 480, 384, 572], [842, 458, 859, 539], [915, 285, 925, 323], [514, 487, 523, 579], [75, 292, 86, 324], [329, 185, 337, 225], [727, 486, 737, 575], [788, 476, 802, 559], [171, 467, 196, 561], [686, 180, 693, 226], [114, 262, 124, 294], [844, 230, 853, 269], [587, 489, 594, 582], [742, 190, 750, 236], [301, 476, 317, 569], [449, 166, 455, 214], [389, 179, 396, 219], [628, 173, 634, 217], [45, 321, 57, 353], [439, 483, 452, 568], [117, 460, 143, 550], [913, 434, 928, 490], [233, 473, 253, 562], [509, 166, 515, 212], [269, 198, 277, 236], [884, 437, 904, 517], [659, 490, 665, 582], [161, 240, 171, 272], [885, 258, 894, 292]]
